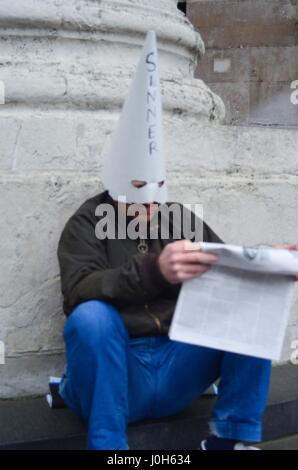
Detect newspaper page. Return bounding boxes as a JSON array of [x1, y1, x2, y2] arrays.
[[168, 243, 298, 360]]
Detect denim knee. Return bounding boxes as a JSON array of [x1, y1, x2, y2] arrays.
[[64, 299, 129, 347]]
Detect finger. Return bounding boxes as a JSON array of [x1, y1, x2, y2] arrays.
[[171, 251, 219, 265], [273, 244, 298, 250], [176, 267, 210, 282], [176, 264, 211, 275], [170, 239, 203, 253], [170, 239, 195, 251], [184, 241, 202, 251]]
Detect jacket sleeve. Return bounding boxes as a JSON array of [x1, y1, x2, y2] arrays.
[[57, 212, 168, 315]]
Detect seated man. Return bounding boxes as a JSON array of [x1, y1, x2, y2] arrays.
[[57, 188, 274, 451], [56, 31, 297, 450]]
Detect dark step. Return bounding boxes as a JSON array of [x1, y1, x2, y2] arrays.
[[0, 364, 297, 450], [260, 434, 298, 450]]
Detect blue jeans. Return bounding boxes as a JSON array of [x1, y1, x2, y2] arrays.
[[59, 300, 272, 450]]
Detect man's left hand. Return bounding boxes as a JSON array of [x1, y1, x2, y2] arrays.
[[273, 244, 298, 281]]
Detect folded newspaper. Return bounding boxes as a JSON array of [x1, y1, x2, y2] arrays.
[[169, 243, 298, 360]]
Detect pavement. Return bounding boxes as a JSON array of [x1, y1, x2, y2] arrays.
[[0, 363, 297, 450]]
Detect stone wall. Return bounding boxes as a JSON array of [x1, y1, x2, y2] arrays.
[[0, 0, 225, 398], [0, 0, 297, 398], [187, 0, 298, 126]]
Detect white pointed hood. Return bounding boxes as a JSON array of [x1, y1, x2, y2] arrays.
[[102, 30, 167, 204]]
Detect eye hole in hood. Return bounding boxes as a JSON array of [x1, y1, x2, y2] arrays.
[[131, 180, 165, 188]]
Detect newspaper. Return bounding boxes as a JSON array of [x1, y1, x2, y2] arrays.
[[169, 243, 298, 360]]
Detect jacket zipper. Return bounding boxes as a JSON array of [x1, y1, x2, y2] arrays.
[[137, 238, 162, 333], [144, 303, 162, 333], [137, 237, 149, 255]]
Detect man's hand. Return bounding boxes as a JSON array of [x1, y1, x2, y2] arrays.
[[157, 240, 219, 284], [273, 244, 298, 281]]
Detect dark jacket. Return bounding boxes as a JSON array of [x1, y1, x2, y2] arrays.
[[57, 190, 223, 338]]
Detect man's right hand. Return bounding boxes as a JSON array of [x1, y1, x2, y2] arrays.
[[157, 240, 219, 284]]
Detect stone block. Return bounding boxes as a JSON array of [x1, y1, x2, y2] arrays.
[[203, 82, 250, 124], [249, 82, 298, 126], [196, 48, 251, 83], [188, 0, 298, 48], [250, 46, 298, 83]]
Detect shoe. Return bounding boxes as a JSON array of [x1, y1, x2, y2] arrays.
[[46, 376, 66, 409], [200, 434, 261, 451]]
